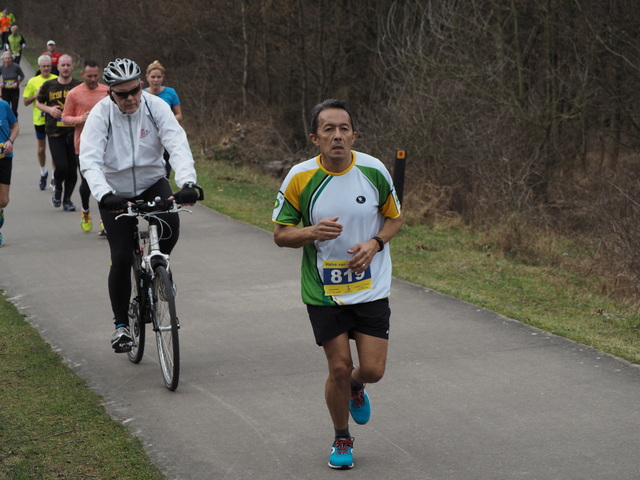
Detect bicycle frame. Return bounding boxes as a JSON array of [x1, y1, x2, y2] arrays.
[[134, 220, 171, 326], [118, 198, 192, 390]]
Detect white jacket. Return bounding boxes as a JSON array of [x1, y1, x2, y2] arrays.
[[79, 91, 196, 202]]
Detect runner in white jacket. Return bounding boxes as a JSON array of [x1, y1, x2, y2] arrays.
[[79, 58, 199, 353]]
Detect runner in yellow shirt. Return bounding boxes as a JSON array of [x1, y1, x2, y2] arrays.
[[23, 55, 57, 190]]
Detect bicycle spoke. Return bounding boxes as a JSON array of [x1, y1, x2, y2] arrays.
[[152, 265, 179, 391], [127, 261, 146, 363]]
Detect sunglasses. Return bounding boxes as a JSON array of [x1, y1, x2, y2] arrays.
[[111, 83, 141, 98]]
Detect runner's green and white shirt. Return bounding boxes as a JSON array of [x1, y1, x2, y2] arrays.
[[273, 151, 402, 306]]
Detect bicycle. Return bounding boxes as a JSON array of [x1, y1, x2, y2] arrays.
[[117, 187, 203, 391]]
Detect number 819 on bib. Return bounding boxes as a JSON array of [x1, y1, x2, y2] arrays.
[[322, 260, 373, 296]]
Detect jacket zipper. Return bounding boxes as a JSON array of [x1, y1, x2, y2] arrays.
[[127, 114, 137, 195]]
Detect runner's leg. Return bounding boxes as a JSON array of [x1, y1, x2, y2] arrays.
[[322, 333, 354, 431]]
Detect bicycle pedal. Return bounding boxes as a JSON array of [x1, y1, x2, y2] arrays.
[[113, 341, 134, 353]]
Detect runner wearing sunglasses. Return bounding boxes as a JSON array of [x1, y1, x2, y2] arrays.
[[79, 58, 198, 353]]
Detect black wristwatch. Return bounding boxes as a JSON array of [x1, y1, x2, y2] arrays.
[[183, 182, 195, 189], [373, 236, 384, 252]]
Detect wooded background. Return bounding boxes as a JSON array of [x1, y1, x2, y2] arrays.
[[13, 0, 640, 298]]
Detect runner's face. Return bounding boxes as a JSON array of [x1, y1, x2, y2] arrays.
[[147, 69, 164, 89], [2, 54, 11, 66], [111, 79, 142, 114], [39, 62, 52, 77], [310, 108, 356, 169], [58, 57, 73, 79], [82, 66, 100, 89]]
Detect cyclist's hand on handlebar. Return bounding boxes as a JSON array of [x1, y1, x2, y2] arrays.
[[172, 185, 198, 205], [100, 193, 127, 213]]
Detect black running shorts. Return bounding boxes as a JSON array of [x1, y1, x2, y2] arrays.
[[306, 298, 390, 346], [0, 157, 12, 185]]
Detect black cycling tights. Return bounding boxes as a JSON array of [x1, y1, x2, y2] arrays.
[[76, 156, 92, 211], [100, 178, 179, 325]]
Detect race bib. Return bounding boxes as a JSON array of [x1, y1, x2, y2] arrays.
[[322, 260, 373, 296]]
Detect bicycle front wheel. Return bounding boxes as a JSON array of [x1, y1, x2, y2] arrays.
[[152, 264, 180, 391], [127, 262, 146, 364]]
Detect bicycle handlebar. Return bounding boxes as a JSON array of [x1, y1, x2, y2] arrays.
[[115, 184, 204, 219], [114, 200, 182, 219]]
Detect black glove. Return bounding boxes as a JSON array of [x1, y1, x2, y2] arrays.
[[100, 193, 127, 212], [173, 185, 198, 204]]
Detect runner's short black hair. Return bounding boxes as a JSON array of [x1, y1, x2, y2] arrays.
[[310, 99, 357, 135]]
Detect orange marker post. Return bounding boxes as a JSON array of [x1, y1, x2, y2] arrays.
[[393, 149, 406, 205]]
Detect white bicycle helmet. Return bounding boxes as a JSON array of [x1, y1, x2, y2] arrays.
[[103, 58, 141, 86]]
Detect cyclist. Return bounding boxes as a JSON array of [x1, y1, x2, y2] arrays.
[[79, 58, 198, 353]]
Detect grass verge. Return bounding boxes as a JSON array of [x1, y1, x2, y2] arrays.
[[0, 293, 166, 479]]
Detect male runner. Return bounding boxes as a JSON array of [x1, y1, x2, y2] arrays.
[[37, 54, 81, 211], [273, 99, 403, 469], [62, 60, 109, 231], [42, 40, 61, 75], [23, 55, 57, 190]]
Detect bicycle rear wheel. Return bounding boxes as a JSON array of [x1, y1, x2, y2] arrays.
[[127, 262, 146, 363], [152, 264, 180, 391]]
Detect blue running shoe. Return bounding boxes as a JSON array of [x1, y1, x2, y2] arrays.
[[328, 437, 354, 469], [349, 386, 371, 425], [0, 208, 4, 229], [39, 171, 48, 190], [0, 231, 3, 247]]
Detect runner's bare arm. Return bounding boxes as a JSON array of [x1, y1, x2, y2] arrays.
[[346, 213, 404, 273], [274, 217, 343, 248]]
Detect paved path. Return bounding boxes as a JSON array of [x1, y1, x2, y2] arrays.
[[2, 61, 640, 479]]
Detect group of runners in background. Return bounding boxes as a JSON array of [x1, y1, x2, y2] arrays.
[[25, 45, 182, 235]]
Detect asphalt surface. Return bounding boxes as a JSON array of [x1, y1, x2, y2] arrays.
[[2, 61, 640, 480]]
